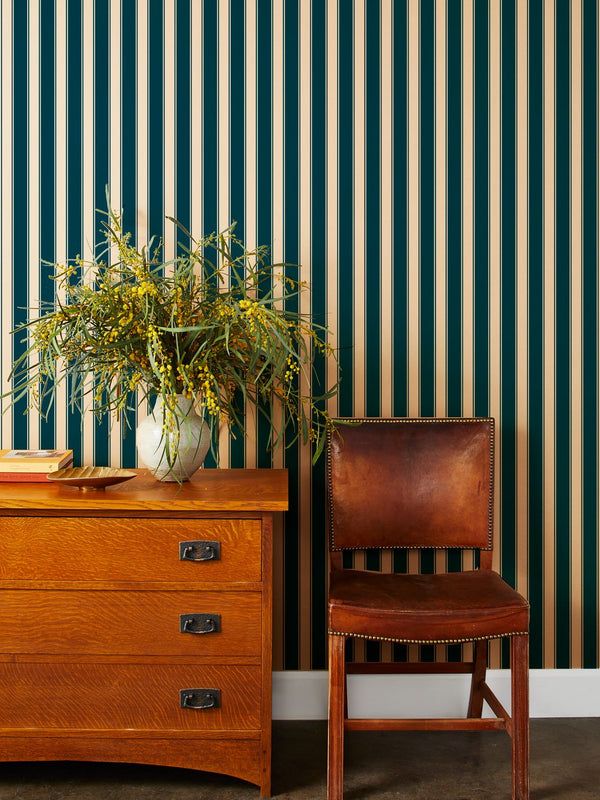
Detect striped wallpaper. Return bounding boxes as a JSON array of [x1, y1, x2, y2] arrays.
[[0, 0, 599, 671]]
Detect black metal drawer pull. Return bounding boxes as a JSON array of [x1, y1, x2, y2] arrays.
[[180, 688, 221, 710], [180, 613, 221, 635], [179, 540, 221, 562]]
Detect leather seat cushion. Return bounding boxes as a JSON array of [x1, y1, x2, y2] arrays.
[[328, 568, 529, 643]]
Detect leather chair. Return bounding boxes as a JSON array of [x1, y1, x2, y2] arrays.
[[327, 418, 529, 800]]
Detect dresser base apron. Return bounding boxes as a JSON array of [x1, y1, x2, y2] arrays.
[[0, 734, 267, 793]]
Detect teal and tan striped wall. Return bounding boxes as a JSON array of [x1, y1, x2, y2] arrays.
[[0, 0, 598, 671]]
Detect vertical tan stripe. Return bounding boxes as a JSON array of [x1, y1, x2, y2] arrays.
[[433, 0, 446, 661], [82, 0, 94, 466], [570, 0, 583, 668], [461, 0, 474, 595], [407, 0, 419, 419], [543, 0, 556, 669], [28, 0, 40, 450], [136, 0, 149, 436], [163, 0, 176, 264], [352, 0, 366, 660], [190, 0, 202, 238], [218, 0, 230, 466], [516, 0, 529, 601], [488, 0, 501, 669], [109, 0, 122, 468], [244, 0, 257, 469], [1, 0, 12, 445], [326, 0, 338, 420], [54, 0, 67, 451], [380, 0, 393, 420], [299, 0, 312, 669], [271, 0, 284, 671]]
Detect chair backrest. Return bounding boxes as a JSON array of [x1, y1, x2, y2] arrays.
[[327, 418, 494, 552]]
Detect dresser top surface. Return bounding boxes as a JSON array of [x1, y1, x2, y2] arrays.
[[0, 469, 288, 512]]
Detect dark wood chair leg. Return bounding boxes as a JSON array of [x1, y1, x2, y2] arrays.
[[328, 633, 346, 800], [511, 634, 529, 800], [467, 640, 488, 718]]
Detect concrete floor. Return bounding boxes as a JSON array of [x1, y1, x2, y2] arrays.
[[0, 720, 597, 799]]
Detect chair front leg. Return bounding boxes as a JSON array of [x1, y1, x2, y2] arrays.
[[328, 633, 346, 800], [467, 640, 488, 718], [511, 634, 529, 800]]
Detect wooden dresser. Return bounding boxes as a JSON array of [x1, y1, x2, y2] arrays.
[[0, 469, 287, 797]]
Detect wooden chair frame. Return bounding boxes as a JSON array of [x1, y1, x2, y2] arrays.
[[326, 420, 529, 800]]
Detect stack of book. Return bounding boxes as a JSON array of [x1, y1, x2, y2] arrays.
[[0, 449, 73, 482]]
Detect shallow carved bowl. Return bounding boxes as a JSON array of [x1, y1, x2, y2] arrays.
[[47, 466, 137, 491]]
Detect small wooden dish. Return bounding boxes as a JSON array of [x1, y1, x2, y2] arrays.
[[47, 466, 137, 491]]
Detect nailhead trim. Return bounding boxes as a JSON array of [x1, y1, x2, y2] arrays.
[[326, 417, 495, 552], [327, 629, 528, 645]]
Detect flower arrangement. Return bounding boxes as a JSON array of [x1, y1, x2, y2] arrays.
[[8, 208, 338, 469]]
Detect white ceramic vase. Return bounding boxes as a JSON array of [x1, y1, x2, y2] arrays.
[[136, 394, 211, 482]]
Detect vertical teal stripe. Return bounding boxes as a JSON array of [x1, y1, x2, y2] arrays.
[[364, 0, 381, 663], [256, 0, 272, 470], [12, 0, 28, 449], [121, 0, 137, 468], [94, 0, 109, 467], [582, 0, 598, 669], [176, 0, 190, 253], [418, 4, 435, 663], [39, 0, 56, 450], [148, 0, 163, 254], [500, 0, 517, 668], [474, 0, 489, 417], [528, 0, 544, 670], [229, 0, 246, 470], [337, 0, 353, 417], [310, 0, 327, 669], [392, 0, 407, 418], [339, 0, 355, 659], [283, 0, 299, 670], [202, 0, 218, 469], [66, 0, 82, 465], [554, 0, 571, 668], [446, 1, 462, 420]]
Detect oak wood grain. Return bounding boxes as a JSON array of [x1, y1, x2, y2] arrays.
[[0, 469, 288, 512], [0, 472, 286, 794], [0, 590, 261, 657], [0, 517, 262, 583], [0, 662, 261, 731], [0, 737, 263, 786]]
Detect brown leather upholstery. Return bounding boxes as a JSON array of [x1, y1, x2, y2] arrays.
[[326, 419, 531, 800], [328, 418, 493, 550], [329, 568, 529, 643]]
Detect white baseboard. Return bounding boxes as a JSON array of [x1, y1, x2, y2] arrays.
[[272, 669, 600, 720]]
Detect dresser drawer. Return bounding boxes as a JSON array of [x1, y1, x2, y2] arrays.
[[0, 517, 261, 583], [0, 663, 261, 731], [0, 590, 261, 657]]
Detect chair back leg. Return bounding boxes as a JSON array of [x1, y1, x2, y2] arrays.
[[511, 634, 529, 800], [328, 633, 346, 800], [467, 640, 488, 718]]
